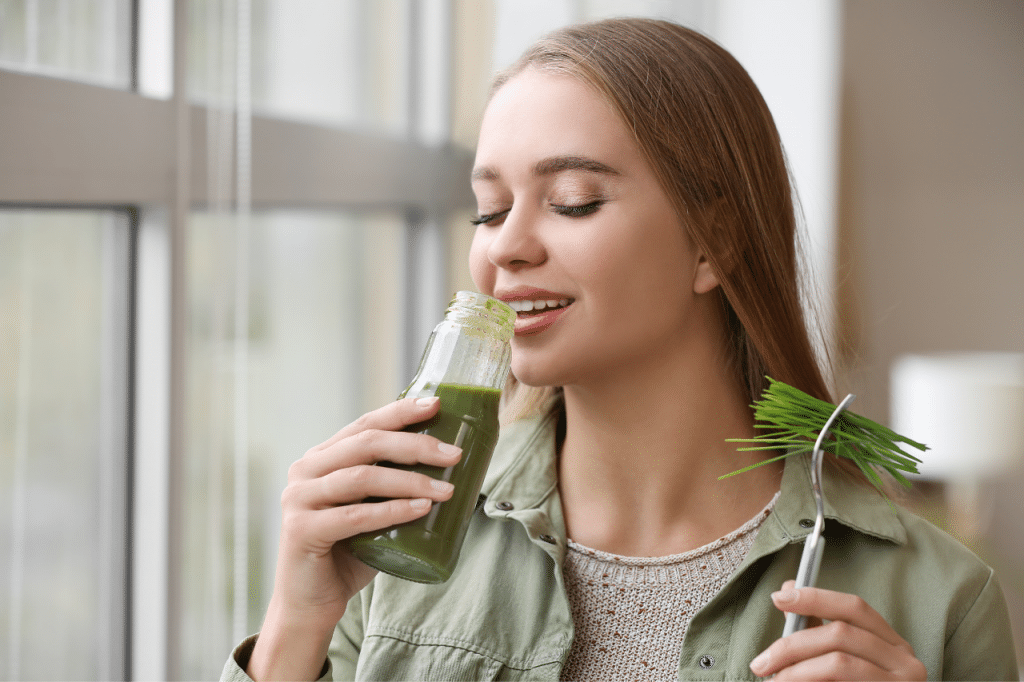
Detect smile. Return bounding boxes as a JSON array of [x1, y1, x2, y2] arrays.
[[509, 300, 573, 336], [507, 298, 571, 314]]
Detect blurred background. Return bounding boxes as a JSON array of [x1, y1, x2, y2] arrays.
[[0, 0, 1021, 679]]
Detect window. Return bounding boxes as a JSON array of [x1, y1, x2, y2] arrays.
[[0, 208, 132, 681], [0, 0, 132, 88], [0, 1, 478, 679], [189, 0, 413, 134], [179, 209, 404, 678]]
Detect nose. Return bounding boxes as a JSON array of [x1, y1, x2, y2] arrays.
[[486, 206, 546, 271]]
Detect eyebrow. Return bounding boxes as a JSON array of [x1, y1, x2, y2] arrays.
[[471, 155, 621, 182]]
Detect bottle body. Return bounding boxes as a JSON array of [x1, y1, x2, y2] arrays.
[[348, 292, 514, 583]]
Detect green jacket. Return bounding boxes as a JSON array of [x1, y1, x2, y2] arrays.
[[225, 411, 1019, 681]]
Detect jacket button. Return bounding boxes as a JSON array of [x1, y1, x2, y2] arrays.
[[539, 534, 557, 544], [699, 655, 715, 669], [799, 518, 815, 528], [495, 501, 514, 511]]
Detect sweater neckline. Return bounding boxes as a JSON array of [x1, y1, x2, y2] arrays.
[[566, 491, 779, 567]]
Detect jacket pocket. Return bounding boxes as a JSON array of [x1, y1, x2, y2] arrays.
[[356, 635, 503, 681]]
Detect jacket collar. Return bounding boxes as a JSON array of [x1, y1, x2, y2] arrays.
[[480, 409, 907, 547], [481, 411, 561, 516], [773, 447, 907, 546]]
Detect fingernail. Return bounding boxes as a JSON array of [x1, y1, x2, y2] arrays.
[[437, 442, 461, 457], [772, 589, 798, 604], [430, 479, 454, 493], [409, 498, 431, 511], [416, 397, 438, 407], [750, 649, 770, 672]]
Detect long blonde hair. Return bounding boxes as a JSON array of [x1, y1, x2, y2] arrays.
[[488, 19, 869, 486]]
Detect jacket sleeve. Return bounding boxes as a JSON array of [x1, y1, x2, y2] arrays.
[[329, 586, 367, 681], [220, 635, 261, 682], [219, 585, 369, 682], [220, 634, 332, 682], [942, 567, 1020, 681]]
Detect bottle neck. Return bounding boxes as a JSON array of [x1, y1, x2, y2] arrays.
[[403, 292, 514, 395]]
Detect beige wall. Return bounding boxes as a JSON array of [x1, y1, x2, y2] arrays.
[[838, 0, 1024, 414], [838, 0, 1024, 650]]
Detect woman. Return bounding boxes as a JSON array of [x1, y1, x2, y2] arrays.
[[225, 19, 1018, 682]]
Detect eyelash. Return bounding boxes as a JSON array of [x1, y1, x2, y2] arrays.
[[552, 201, 603, 217], [469, 209, 510, 226], [469, 201, 604, 226]]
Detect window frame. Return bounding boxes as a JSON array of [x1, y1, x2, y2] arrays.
[[0, 1, 473, 679]]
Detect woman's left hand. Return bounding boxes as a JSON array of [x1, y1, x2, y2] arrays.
[[749, 580, 927, 681]]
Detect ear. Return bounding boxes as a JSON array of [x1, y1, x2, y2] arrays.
[[690, 197, 732, 295], [693, 255, 721, 294]]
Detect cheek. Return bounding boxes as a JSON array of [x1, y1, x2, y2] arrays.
[[468, 228, 495, 294]]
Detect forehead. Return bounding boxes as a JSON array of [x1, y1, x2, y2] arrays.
[[474, 68, 637, 171]]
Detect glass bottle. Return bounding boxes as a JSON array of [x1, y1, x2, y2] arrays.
[[348, 291, 515, 583]]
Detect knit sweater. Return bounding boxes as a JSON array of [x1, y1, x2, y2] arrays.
[[560, 494, 778, 681]]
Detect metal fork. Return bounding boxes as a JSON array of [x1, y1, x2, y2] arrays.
[[782, 393, 856, 637]]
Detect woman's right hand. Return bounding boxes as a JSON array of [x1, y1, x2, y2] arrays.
[[246, 396, 460, 681]]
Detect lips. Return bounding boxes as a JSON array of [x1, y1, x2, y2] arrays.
[[495, 287, 575, 336]]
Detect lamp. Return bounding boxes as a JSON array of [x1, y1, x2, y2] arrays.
[[891, 352, 1024, 537]]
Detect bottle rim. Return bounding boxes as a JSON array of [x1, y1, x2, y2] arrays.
[[446, 291, 515, 340]]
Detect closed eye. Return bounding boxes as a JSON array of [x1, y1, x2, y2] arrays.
[[552, 200, 603, 218], [470, 208, 511, 226]]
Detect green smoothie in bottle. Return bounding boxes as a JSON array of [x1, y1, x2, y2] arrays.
[[348, 292, 514, 583]]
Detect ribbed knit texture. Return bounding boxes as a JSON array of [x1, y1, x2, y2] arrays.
[[560, 494, 778, 681]]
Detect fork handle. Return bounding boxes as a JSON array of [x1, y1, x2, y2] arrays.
[[782, 535, 825, 637]]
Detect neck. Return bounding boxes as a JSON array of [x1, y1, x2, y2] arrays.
[[557, 335, 782, 557]]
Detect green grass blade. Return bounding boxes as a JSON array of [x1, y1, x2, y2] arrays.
[[721, 377, 929, 504]]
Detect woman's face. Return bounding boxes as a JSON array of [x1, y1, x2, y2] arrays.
[[469, 67, 720, 388]]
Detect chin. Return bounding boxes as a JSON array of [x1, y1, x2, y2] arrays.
[[509, 356, 565, 389], [509, 367, 551, 389]]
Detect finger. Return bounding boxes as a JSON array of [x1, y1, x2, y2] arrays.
[[294, 428, 461, 481], [322, 497, 436, 542], [771, 650, 898, 682], [317, 396, 442, 450], [751, 618, 915, 678], [770, 587, 909, 649], [283, 497, 436, 552], [781, 580, 820, 626], [288, 464, 455, 509], [778, 582, 821, 627]]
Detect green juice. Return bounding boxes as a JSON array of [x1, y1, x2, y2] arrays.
[[348, 383, 502, 584]]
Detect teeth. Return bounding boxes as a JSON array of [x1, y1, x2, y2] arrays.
[[508, 298, 571, 313]]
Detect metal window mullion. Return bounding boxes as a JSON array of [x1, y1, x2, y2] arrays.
[[415, 0, 452, 145], [7, 217, 34, 682], [232, 0, 254, 647], [132, 208, 172, 682], [406, 0, 420, 140], [129, 0, 140, 93], [122, 207, 140, 682], [25, 0, 38, 67], [97, 210, 134, 682], [403, 209, 450, 382], [402, 0, 455, 381], [165, 0, 190, 678], [403, 0, 422, 379]]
